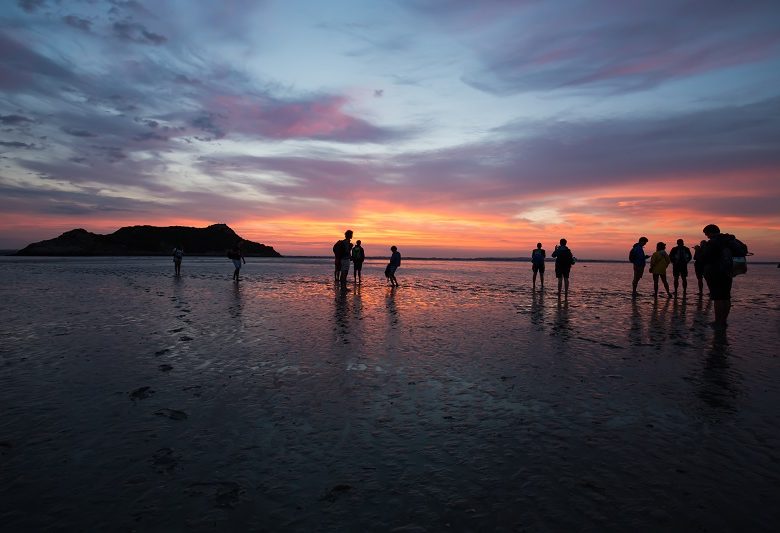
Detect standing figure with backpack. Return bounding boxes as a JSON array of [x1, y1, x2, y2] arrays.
[[551, 238, 574, 298], [669, 238, 692, 297], [352, 239, 365, 284], [387, 245, 401, 287], [630, 237, 650, 297], [531, 242, 546, 290], [700, 224, 748, 328], [333, 229, 353, 286]]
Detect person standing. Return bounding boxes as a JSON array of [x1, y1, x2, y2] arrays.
[[551, 238, 573, 298], [630, 237, 650, 297], [333, 229, 353, 284], [700, 224, 747, 328], [531, 242, 546, 290], [172, 244, 184, 276], [228, 242, 245, 281], [693, 240, 706, 294], [649, 242, 672, 298], [669, 238, 692, 297], [387, 245, 401, 287], [351, 239, 365, 284]]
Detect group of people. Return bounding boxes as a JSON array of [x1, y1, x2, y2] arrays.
[[529, 239, 576, 297], [333, 229, 400, 287], [530, 224, 746, 328]]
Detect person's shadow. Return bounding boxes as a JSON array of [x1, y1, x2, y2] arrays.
[[697, 329, 741, 412], [530, 289, 545, 331], [552, 297, 569, 339], [333, 285, 351, 345]]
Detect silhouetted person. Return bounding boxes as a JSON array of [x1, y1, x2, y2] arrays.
[[630, 236, 650, 296], [228, 243, 245, 281], [333, 229, 353, 285], [551, 238, 573, 298], [669, 238, 692, 297], [172, 244, 184, 276], [693, 240, 706, 294], [700, 224, 747, 328], [649, 241, 672, 298], [387, 245, 401, 287], [352, 239, 365, 284], [531, 242, 546, 289]]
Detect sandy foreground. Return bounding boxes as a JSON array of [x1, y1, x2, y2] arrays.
[[1, 258, 779, 531]]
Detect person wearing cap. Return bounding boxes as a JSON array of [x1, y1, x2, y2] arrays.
[[669, 238, 692, 297], [630, 237, 650, 297]]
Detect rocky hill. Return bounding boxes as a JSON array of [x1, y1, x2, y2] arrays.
[[15, 224, 281, 257]]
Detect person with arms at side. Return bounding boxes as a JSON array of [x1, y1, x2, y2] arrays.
[[352, 239, 365, 284], [630, 237, 650, 297], [387, 245, 401, 287], [333, 229, 353, 285], [693, 240, 706, 294], [700, 224, 748, 328], [531, 242, 546, 290], [649, 241, 672, 298], [172, 244, 184, 276], [228, 242, 245, 282], [551, 238, 574, 298], [669, 238, 692, 297]]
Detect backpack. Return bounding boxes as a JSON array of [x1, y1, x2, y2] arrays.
[[629, 246, 637, 263], [333, 240, 344, 259], [716, 234, 749, 277], [352, 246, 364, 262], [531, 249, 544, 264]]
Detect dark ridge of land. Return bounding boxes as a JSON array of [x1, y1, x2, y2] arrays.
[[14, 224, 282, 257]]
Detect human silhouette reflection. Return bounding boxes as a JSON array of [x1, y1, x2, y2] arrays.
[[649, 297, 671, 347], [530, 288, 545, 331], [629, 298, 644, 347], [333, 285, 351, 344], [552, 297, 569, 339], [697, 329, 741, 412], [669, 295, 688, 345], [386, 286, 399, 327], [229, 280, 242, 320]]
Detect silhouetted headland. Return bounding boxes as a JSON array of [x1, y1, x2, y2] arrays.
[[14, 223, 281, 257]]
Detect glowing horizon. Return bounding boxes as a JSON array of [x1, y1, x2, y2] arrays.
[[1, 1, 779, 260]]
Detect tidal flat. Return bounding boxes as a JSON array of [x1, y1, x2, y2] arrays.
[[1, 257, 778, 531]]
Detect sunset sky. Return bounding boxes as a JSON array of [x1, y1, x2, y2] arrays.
[[1, 0, 779, 259]]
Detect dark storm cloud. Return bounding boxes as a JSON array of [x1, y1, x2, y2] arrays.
[[0, 183, 163, 216], [62, 127, 97, 138], [63, 15, 92, 32], [112, 21, 167, 45]]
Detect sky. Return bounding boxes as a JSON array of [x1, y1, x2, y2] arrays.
[[1, 0, 779, 259]]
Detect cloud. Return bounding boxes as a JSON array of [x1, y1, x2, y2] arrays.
[[63, 15, 92, 32], [61, 127, 97, 138], [17, 0, 45, 13], [112, 21, 167, 45], [0, 141, 34, 149], [0, 115, 34, 125], [0, 34, 75, 92], [406, 0, 780, 94]]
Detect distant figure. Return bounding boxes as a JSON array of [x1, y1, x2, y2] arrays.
[[172, 244, 184, 276], [649, 242, 672, 298], [227, 243, 245, 281], [551, 238, 573, 297], [531, 242, 546, 289], [700, 224, 748, 328], [352, 239, 365, 284], [693, 240, 706, 294], [335, 229, 353, 286], [387, 245, 401, 287], [669, 238, 692, 297], [630, 237, 650, 296]]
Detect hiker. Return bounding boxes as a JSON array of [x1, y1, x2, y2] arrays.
[[172, 244, 184, 276], [387, 245, 401, 287], [352, 239, 365, 284], [228, 242, 245, 281], [700, 224, 748, 328], [649, 242, 672, 298], [669, 238, 692, 297], [630, 237, 650, 296], [531, 242, 546, 289], [551, 238, 574, 298], [693, 240, 706, 294], [333, 229, 353, 285]]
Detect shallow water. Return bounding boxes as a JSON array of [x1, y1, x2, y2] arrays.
[[1, 257, 779, 531]]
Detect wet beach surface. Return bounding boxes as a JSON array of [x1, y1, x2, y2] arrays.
[[1, 257, 779, 531]]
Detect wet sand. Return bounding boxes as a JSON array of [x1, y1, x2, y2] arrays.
[[1, 257, 779, 531]]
